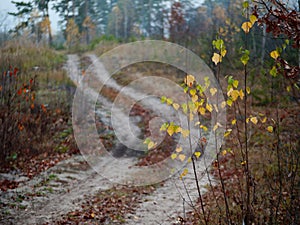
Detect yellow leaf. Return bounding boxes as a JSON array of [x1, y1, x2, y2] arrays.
[[212, 53, 222, 65], [227, 98, 233, 107], [195, 121, 201, 126], [180, 168, 188, 179], [184, 75, 195, 87], [286, 86, 291, 92], [239, 89, 244, 100], [200, 125, 208, 131], [224, 129, 232, 137], [178, 154, 186, 161], [190, 89, 197, 96], [198, 107, 206, 115], [246, 86, 251, 94], [210, 87, 217, 96], [267, 126, 274, 133], [213, 104, 219, 113], [230, 90, 240, 101], [227, 88, 233, 97], [176, 146, 183, 153], [246, 117, 250, 123], [192, 95, 198, 103], [91, 213, 95, 218], [270, 50, 280, 59], [221, 101, 227, 109], [250, 116, 258, 124], [171, 153, 177, 160], [187, 157, 192, 163], [198, 99, 205, 106], [167, 124, 175, 136], [250, 15, 257, 24], [232, 119, 237, 125], [261, 117, 267, 123], [166, 98, 173, 105], [241, 21, 252, 33], [241, 160, 246, 165], [194, 152, 201, 158], [175, 126, 182, 133], [233, 80, 239, 88], [206, 103, 213, 112], [213, 124, 219, 131], [221, 49, 227, 57], [181, 129, 190, 138], [173, 103, 180, 110], [148, 141, 156, 150], [222, 150, 227, 156], [189, 113, 194, 121]]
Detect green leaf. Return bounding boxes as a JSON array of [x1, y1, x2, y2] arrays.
[[171, 153, 177, 160], [249, 15, 257, 24], [267, 126, 273, 133], [270, 66, 278, 77], [161, 96, 167, 103], [213, 39, 224, 51], [143, 138, 151, 145], [160, 122, 169, 131], [196, 84, 204, 93], [241, 50, 250, 65], [166, 98, 173, 105], [242, 1, 249, 9], [181, 103, 188, 114], [228, 76, 234, 85]]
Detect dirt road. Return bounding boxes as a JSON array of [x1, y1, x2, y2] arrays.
[[0, 54, 214, 224]]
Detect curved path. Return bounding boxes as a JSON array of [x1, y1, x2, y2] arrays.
[[0, 54, 214, 225]]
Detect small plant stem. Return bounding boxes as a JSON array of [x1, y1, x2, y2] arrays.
[[186, 95, 208, 225], [216, 150, 231, 224], [244, 6, 251, 224], [274, 105, 282, 223], [215, 61, 231, 224]]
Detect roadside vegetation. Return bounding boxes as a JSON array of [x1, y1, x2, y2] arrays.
[[0, 39, 77, 178]]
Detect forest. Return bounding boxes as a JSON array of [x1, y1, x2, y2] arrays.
[[0, 0, 299, 224]]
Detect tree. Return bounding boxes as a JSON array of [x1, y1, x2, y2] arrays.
[[107, 4, 122, 38], [169, 1, 186, 44], [65, 18, 80, 48], [82, 15, 96, 44], [93, 0, 110, 34], [107, 0, 135, 40], [34, 0, 53, 45], [8, 1, 33, 35]]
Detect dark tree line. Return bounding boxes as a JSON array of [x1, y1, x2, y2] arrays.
[[7, 0, 300, 73]]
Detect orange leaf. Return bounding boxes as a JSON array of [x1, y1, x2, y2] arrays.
[[17, 88, 22, 95], [18, 123, 24, 131], [41, 104, 47, 113]]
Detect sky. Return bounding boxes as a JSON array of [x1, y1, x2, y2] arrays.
[[0, 0, 204, 34], [0, 0, 60, 33]]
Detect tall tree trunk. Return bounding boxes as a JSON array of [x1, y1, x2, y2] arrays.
[[124, 6, 128, 39], [261, 24, 266, 66]]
